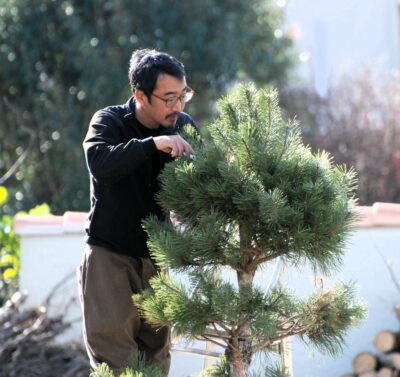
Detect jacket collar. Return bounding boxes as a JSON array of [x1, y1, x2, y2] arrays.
[[124, 97, 136, 120], [123, 96, 176, 135]]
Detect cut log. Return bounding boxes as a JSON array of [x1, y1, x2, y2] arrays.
[[353, 352, 380, 374], [380, 353, 400, 369], [377, 367, 395, 377], [374, 330, 400, 353], [359, 372, 377, 377]]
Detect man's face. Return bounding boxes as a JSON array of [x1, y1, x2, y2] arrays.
[[138, 74, 188, 129]]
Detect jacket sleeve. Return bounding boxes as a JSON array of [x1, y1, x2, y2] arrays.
[[83, 111, 157, 183]]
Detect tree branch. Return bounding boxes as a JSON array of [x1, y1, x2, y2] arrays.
[[372, 240, 400, 293], [197, 334, 227, 349], [251, 322, 311, 354]]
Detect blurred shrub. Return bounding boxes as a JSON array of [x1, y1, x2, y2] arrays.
[[0, 186, 19, 305], [0, 185, 51, 305]]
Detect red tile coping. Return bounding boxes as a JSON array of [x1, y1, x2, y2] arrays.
[[13, 203, 400, 234], [356, 202, 400, 227], [14, 211, 87, 234]]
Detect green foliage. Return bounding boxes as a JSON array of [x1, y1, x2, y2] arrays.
[[299, 282, 367, 355], [0, 0, 294, 215], [200, 357, 291, 377], [0, 211, 19, 306], [138, 83, 365, 373], [135, 272, 300, 341], [150, 84, 358, 274], [0, 186, 8, 206], [90, 361, 167, 377], [17, 203, 52, 217], [200, 356, 231, 377], [262, 363, 291, 377], [0, 186, 19, 305], [89, 363, 114, 377]]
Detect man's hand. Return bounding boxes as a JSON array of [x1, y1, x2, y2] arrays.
[[153, 135, 193, 158]]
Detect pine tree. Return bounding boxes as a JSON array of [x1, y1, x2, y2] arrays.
[[134, 83, 366, 376]]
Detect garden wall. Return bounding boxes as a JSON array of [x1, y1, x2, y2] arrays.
[[14, 203, 400, 376]]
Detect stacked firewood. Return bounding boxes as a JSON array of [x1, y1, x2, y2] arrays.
[[0, 291, 90, 377], [342, 306, 400, 377]]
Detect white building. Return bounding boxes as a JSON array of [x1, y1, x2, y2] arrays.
[[283, 0, 400, 94]]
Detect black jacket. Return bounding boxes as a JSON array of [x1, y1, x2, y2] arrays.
[[83, 97, 195, 258]]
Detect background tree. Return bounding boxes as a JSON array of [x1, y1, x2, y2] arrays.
[[280, 69, 400, 205], [133, 83, 366, 376], [0, 0, 294, 215]]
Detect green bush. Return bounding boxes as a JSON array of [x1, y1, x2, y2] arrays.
[[0, 186, 19, 305], [0, 185, 51, 306]]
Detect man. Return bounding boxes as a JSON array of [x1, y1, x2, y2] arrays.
[[78, 49, 195, 376]]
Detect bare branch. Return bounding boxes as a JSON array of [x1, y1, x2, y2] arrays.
[[41, 270, 76, 308], [0, 97, 37, 185], [372, 240, 400, 293]]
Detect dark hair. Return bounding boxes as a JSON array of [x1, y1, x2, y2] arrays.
[[128, 49, 186, 99]]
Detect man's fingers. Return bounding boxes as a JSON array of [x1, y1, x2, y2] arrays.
[[170, 137, 189, 158], [153, 135, 193, 158]]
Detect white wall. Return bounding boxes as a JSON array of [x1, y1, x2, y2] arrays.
[[19, 228, 84, 344], [284, 227, 400, 376], [15, 210, 400, 376], [284, 0, 400, 94]]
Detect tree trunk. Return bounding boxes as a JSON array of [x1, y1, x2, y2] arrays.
[[226, 270, 255, 377], [227, 224, 256, 376], [229, 347, 252, 377]]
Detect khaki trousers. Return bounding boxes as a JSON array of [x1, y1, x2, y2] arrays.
[[77, 244, 170, 376]]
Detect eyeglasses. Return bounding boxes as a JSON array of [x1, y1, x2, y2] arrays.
[[151, 87, 194, 108]]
